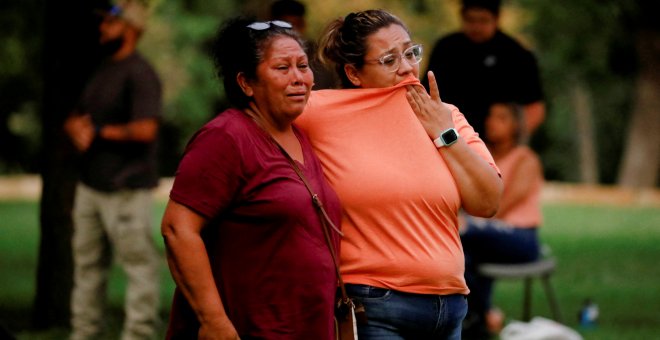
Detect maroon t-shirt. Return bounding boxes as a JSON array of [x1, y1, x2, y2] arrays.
[[166, 108, 342, 340]]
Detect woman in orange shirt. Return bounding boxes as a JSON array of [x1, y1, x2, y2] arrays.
[[460, 102, 544, 338], [296, 9, 502, 339]]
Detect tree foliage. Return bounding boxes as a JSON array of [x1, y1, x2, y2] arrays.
[[2, 0, 657, 184], [514, 0, 658, 184], [0, 0, 44, 173], [139, 0, 237, 174]]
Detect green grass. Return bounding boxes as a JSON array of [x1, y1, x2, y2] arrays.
[[0, 201, 659, 339], [0, 200, 174, 339], [493, 204, 660, 339]]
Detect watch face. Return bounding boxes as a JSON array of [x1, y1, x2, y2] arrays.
[[442, 129, 458, 145]]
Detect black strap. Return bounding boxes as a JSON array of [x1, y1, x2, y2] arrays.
[[271, 133, 352, 303]]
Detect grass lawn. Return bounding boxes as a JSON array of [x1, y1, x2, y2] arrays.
[[0, 200, 658, 339], [494, 204, 660, 339]]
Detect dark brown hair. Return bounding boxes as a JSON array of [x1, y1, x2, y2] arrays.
[[317, 9, 408, 88], [490, 102, 525, 144], [462, 0, 501, 16]]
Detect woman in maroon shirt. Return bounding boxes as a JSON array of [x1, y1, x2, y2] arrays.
[[161, 17, 342, 339]]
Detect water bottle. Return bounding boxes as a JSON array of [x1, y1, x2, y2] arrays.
[[579, 298, 599, 329]]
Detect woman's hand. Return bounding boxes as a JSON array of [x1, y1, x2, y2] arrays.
[[405, 71, 503, 217], [405, 71, 454, 139]]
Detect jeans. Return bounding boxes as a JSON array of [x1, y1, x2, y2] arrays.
[[345, 284, 467, 340], [460, 218, 540, 337]]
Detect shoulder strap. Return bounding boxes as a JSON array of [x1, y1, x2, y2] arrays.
[[270, 138, 351, 303], [245, 110, 351, 302]]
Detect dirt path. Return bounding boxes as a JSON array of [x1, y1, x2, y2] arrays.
[[1, 175, 658, 207]]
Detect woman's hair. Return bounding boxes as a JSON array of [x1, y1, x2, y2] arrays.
[[210, 17, 304, 109], [317, 9, 408, 88], [493, 102, 526, 144]]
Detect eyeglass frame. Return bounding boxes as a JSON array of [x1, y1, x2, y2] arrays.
[[363, 44, 423, 73], [246, 20, 293, 31]]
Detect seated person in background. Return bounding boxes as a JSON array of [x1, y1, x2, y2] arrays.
[[460, 102, 544, 338]]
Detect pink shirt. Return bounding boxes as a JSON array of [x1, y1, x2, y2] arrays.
[[496, 146, 543, 227], [297, 78, 498, 295]]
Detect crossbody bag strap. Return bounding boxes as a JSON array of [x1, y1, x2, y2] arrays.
[[270, 138, 351, 303], [244, 109, 350, 302]]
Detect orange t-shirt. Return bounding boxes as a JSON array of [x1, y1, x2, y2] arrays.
[[296, 78, 498, 295]]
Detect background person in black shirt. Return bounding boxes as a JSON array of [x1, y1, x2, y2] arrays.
[[423, 0, 544, 141]]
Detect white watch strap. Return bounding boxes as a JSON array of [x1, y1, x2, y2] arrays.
[[433, 128, 459, 148], [433, 135, 446, 148]]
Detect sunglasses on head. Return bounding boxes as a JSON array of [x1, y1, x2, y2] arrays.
[[246, 20, 293, 31]]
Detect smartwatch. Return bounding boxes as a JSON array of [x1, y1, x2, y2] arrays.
[[433, 128, 459, 148]]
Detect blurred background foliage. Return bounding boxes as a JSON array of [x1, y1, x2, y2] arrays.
[[516, 0, 656, 185], [0, 0, 44, 173], [1, 0, 658, 186]]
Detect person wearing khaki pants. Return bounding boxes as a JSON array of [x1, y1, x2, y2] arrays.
[[71, 185, 160, 340], [64, 1, 162, 339]]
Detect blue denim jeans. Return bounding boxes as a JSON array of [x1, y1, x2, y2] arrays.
[[461, 218, 540, 315], [460, 217, 540, 337], [345, 284, 467, 340]]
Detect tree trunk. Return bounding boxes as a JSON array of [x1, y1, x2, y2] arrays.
[[571, 81, 599, 184], [618, 30, 660, 188], [33, 0, 107, 329]]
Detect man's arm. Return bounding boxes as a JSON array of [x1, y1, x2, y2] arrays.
[[97, 117, 159, 142], [523, 100, 545, 135], [517, 49, 545, 136]]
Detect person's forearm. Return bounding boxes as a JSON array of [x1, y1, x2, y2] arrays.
[[496, 177, 533, 219], [98, 118, 158, 143], [439, 140, 502, 217], [161, 200, 240, 339], [164, 231, 228, 323], [495, 188, 525, 219], [524, 101, 545, 134]]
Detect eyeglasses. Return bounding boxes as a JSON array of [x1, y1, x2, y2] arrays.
[[365, 44, 423, 73], [246, 20, 293, 31]]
